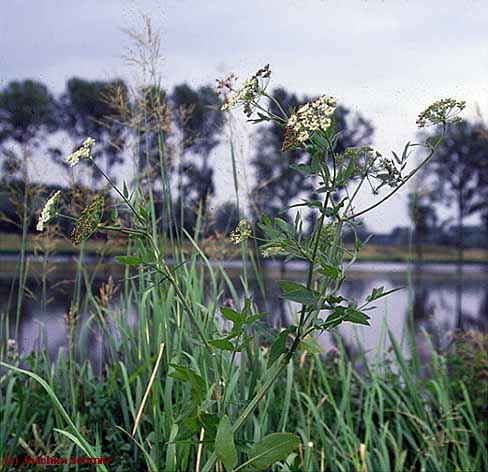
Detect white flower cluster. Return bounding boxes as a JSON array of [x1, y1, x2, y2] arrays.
[[229, 218, 252, 245], [282, 96, 336, 151], [66, 137, 96, 167], [36, 190, 61, 231], [290, 95, 336, 136]]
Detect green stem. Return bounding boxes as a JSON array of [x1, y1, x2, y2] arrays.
[[146, 234, 216, 359], [89, 158, 145, 225], [97, 224, 146, 237], [263, 92, 288, 121], [201, 355, 287, 472], [351, 127, 445, 219]]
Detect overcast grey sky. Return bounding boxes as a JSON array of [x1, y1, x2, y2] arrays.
[[1, 0, 487, 231]]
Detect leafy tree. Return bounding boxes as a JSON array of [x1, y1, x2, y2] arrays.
[[334, 104, 374, 155], [0, 79, 59, 177], [408, 189, 438, 261], [0, 79, 59, 145], [212, 201, 241, 236], [0, 80, 59, 247], [170, 84, 224, 218], [56, 78, 129, 181], [134, 84, 170, 180], [421, 120, 488, 262], [475, 123, 488, 245]]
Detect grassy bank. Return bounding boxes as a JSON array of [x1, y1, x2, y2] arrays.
[[1, 324, 486, 471], [0, 231, 487, 470]]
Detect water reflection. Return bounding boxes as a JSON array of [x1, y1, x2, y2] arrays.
[[1, 257, 487, 363]]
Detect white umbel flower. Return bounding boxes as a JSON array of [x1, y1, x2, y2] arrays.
[[36, 190, 62, 231], [66, 137, 95, 167], [416, 98, 465, 128], [282, 95, 336, 151]]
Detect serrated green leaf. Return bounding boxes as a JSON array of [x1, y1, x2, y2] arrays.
[[290, 163, 312, 175], [343, 152, 358, 181], [244, 313, 266, 325], [311, 153, 320, 174], [306, 200, 323, 208], [320, 263, 341, 280], [275, 218, 292, 236]]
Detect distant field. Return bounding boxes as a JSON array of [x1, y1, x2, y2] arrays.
[[1, 232, 487, 263]]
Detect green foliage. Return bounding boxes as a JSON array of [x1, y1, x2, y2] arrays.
[[247, 433, 300, 470], [215, 415, 238, 471], [4, 62, 478, 471], [169, 364, 207, 406], [1, 331, 486, 471], [278, 280, 318, 305], [419, 120, 488, 258], [171, 83, 224, 215], [0, 79, 59, 145]]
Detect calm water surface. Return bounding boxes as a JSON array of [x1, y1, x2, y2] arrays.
[[1, 255, 487, 363]]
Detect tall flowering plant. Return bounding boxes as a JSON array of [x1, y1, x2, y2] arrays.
[[33, 66, 464, 470]]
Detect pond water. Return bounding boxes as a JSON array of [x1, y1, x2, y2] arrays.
[[1, 255, 487, 364]]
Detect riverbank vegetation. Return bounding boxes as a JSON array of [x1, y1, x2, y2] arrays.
[[1, 20, 487, 471]]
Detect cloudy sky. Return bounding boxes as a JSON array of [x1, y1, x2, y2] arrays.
[[1, 0, 487, 231]]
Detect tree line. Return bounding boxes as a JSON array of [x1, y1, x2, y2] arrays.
[[0, 77, 487, 257]]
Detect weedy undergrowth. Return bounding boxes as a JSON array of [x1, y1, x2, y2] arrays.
[[2, 64, 469, 471]]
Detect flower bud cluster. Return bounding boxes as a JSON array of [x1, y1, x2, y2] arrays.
[[343, 146, 404, 190], [344, 146, 380, 165], [379, 157, 402, 185], [70, 194, 105, 245], [416, 98, 466, 128], [219, 65, 271, 117], [317, 222, 337, 251]]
